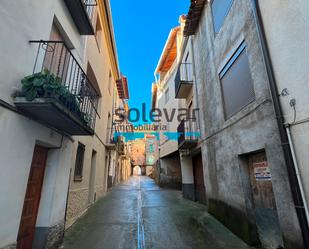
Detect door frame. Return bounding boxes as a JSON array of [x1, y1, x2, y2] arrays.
[[88, 150, 97, 204], [192, 152, 206, 204], [239, 150, 284, 247], [17, 145, 48, 249]]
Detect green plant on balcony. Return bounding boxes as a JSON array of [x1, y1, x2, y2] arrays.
[[17, 69, 90, 125]]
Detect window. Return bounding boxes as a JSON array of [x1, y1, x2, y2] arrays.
[[44, 24, 69, 80], [220, 42, 255, 119], [95, 14, 102, 50], [183, 52, 193, 81], [149, 144, 154, 153], [106, 113, 111, 143], [74, 143, 86, 181], [185, 52, 190, 63], [165, 88, 169, 104], [108, 70, 112, 95], [87, 63, 101, 113], [211, 0, 234, 33]]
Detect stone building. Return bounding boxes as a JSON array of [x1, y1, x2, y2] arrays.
[[177, 0, 307, 248], [152, 21, 185, 190], [258, 1, 309, 247], [107, 99, 132, 187], [65, 0, 128, 229], [0, 0, 126, 248], [152, 14, 206, 201], [109, 78, 131, 185], [66, 6, 133, 228], [130, 138, 146, 175]]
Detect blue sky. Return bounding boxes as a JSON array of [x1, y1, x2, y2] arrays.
[[110, 0, 190, 124]]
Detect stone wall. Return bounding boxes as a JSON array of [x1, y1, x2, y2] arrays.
[[130, 139, 146, 166], [31, 221, 65, 249], [45, 222, 65, 249], [191, 0, 303, 248], [65, 188, 89, 228], [159, 154, 182, 189]]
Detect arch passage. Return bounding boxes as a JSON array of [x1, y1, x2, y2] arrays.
[[133, 166, 142, 176]]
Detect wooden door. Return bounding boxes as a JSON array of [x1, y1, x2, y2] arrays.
[[248, 152, 283, 248], [17, 146, 48, 249], [248, 152, 276, 209], [193, 153, 206, 204]]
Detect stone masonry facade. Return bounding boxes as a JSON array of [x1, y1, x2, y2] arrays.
[[66, 189, 89, 229]]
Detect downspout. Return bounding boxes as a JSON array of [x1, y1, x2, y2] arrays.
[[251, 0, 309, 247], [286, 125, 309, 224]]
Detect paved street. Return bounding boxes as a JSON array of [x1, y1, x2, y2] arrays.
[[60, 176, 251, 249]]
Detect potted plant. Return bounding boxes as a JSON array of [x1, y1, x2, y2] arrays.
[[16, 69, 90, 125]]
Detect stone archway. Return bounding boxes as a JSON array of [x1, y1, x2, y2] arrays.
[[133, 166, 142, 176]]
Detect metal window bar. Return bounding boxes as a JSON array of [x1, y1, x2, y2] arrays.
[[74, 143, 85, 178], [30, 40, 99, 130]]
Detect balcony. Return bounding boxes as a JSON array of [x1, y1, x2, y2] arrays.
[[116, 76, 129, 100], [178, 119, 198, 150], [105, 137, 117, 149], [175, 63, 194, 99], [14, 41, 99, 136], [63, 0, 97, 35]]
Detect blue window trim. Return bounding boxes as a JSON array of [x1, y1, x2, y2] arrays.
[[211, 0, 234, 34], [219, 41, 246, 79]]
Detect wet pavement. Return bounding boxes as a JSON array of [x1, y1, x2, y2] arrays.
[[60, 176, 252, 249]]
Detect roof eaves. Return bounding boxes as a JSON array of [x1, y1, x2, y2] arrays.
[[184, 0, 207, 37]]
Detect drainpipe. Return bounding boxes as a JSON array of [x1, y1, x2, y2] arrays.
[[251, 0, 309, 247], [286, 124, 309, 224]]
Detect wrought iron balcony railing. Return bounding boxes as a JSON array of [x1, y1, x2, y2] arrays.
[[64, 0, 97, 35], [14, 40, 99, 135], [177, 119, 198, 149], [175, 63, 194, 99]]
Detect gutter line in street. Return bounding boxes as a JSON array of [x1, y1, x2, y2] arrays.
[[137, 176, 146, 249]]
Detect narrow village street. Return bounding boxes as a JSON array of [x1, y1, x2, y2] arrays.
[[1, 1, 309, 249], [60, 176, 251, 249]]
